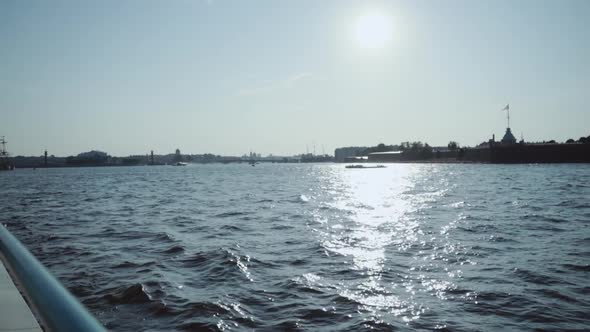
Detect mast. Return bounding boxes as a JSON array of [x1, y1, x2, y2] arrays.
[[0, 136, 14, 170], [0, 136, 7, 157]]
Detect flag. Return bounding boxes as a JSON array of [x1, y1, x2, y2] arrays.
[[502, 104, 509, 111]]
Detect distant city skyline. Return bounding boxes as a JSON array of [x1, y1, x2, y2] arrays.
[[2, 0, 589, 156]]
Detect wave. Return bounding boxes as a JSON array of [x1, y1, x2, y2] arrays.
[[102, 283, 153, 305], [561, 263, 590, 272], [179, 248, 254, 283], [176, 321, 221, 332], [111, 261, 156, 269], [162, 245, 186, 254], [214, 211, 248, 218], [513, 268, 563, 286]]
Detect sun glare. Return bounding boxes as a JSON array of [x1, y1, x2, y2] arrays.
[[354, 12, 392, 49]]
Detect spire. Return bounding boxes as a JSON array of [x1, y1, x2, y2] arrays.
[[501, 127, 517, 144]]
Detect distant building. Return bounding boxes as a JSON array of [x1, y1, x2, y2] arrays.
[[432, 146, 451, 153], [367, 151, 403, 162], [334, 146, 368, 162], [344, 156, 368, 162]]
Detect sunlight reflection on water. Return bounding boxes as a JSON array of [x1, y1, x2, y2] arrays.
[[308, 164, 463, 322], [315, 166, 434, 320]]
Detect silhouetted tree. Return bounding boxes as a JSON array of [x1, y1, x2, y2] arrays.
[[66, 150, 109, 165], [411, 141, 424, 151], [566, 138, 575, 143], [420, 143, 433, 159], [398, 141, 433, 160], [578, 137, 588, 143], [447, 141, 459, 151], [399, 142, 411, 151]]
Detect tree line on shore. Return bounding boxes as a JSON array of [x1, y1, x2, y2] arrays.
[[565, 135, 590, 144], [356, 141, 462, 160]]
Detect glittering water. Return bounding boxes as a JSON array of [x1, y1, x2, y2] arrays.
[[1, 164, 589, 331]]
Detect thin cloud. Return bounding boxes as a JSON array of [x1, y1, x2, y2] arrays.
[[286, 72, 313, 84], [234, 72, 314, 97]]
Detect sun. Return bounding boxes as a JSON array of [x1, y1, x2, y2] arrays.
[[354, 12, 392, 49]]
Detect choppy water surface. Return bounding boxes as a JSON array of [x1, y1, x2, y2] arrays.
[[1, 164, 589, 331]]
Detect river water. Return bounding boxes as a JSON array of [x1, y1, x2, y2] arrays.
[[1, 164, 589, 331]]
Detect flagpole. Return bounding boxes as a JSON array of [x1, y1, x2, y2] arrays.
[[502, 104, 510, 128]]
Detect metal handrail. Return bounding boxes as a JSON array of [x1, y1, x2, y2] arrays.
[[0, 224, 107, 332]]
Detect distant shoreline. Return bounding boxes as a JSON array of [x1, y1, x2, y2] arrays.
[[9, 160, 590, 170]]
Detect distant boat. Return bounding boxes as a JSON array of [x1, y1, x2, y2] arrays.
[[345, 164, 385, 169], [174, 162, 188, 166]]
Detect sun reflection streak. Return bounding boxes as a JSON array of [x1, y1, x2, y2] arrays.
[[321, 166, 416, 273], [313, 165, 424, 320], [304, 164, 468, 324]]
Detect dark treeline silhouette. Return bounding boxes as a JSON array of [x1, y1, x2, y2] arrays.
[[66, 150, 109, 165], [398, 141, 434, 160], [564, 135, 590, 144], [447, 141, 459, 151]]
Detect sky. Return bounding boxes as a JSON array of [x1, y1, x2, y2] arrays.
[[1, 0, 589, 157]]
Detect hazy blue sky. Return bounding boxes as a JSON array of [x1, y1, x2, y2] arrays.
[[1, 0, 589, 156]]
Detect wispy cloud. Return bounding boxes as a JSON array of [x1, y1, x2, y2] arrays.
[[234, 72, 314, 97], [285, 72, 313, 84]]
